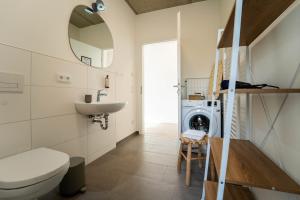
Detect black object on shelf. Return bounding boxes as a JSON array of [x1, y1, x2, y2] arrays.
[[220, 80, 279, 90], [59, 157, 86, 196]]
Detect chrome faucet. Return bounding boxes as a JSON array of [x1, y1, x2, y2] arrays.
[[97, 89, 107, 102]]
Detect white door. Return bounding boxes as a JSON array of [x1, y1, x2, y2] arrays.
[[176, 11, 182, 136], [143, 41, 178, 135]]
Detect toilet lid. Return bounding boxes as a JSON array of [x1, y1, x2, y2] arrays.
[[0, 148, 70, 189]]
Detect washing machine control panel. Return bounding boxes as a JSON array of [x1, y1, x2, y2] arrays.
[[207, 101, 218, 107], [182, 100, 220, 109]]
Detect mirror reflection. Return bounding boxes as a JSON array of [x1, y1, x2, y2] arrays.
[[68, 5, 114, 68]]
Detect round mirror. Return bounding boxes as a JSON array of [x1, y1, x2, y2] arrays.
[[68, 5, 114, 68]]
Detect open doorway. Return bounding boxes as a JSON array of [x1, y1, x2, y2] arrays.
[[142, 40, 178, 139]]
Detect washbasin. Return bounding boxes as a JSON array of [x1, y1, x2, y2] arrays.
[[75, 101, 127, 115]]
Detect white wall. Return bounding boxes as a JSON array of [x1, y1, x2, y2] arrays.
[[250, 4, 300, 199], [0, 0, 137, 163], [136, 0, 220, 79], [180, 1, 220, 80], [136, 0, 221, 130], [220, 1, 300, 199], [219, 0, 234, 27]]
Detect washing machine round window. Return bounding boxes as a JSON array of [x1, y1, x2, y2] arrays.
[[189, 114, 210, 132], [182, 107, 220, 137]]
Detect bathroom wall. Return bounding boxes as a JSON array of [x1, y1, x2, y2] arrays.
[[136, 0, 220, 80], [0, 0, 137, 163], [250, 4, 300, 199], [219, 0, 234, 27], [220, 1, 300, 199], [135, 0, 221, 130]]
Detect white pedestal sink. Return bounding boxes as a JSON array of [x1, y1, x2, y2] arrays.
[[75, 101, 127, 116]]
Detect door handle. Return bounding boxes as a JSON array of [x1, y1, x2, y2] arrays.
[[174, 85, 185, 88]]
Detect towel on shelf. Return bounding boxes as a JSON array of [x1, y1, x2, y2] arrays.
[[182, 129, 206, 141]]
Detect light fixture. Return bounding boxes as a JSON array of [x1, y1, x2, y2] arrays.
[[92, 0, 105, 12], [84, 0, 105, 14], [84, 7, 94, 14]]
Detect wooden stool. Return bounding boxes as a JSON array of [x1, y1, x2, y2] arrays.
[[177, 135, 208, 186]]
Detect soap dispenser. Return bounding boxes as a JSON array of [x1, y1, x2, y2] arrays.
[[105, 75, 110, 88]]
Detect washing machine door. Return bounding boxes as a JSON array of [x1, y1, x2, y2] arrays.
[[183, 108, 218, 136]]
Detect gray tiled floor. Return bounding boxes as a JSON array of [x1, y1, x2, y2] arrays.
[[41, 133, 204, 200]]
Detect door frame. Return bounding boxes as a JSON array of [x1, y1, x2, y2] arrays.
[[141, 39, 179, 134], [177, 11, 182, 138]]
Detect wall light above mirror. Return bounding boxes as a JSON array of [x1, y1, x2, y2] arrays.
[[68, 5, 114, 68]]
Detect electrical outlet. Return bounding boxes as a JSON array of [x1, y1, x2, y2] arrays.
[[57, 73, 71, 83]]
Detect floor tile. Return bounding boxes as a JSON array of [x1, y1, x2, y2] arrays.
[[41, 124, 204, 200]]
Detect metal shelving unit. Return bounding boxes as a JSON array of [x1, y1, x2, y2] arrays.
[[202, 0, 300, 199]]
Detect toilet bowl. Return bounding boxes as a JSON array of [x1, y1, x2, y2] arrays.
[[0, 148, 70, 200]]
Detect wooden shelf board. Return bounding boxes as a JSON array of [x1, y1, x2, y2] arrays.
[[218, 0, 295, 48], [220, 88, 300, 94], [205, 181, 254, 200], [210, 138, 300, 194]]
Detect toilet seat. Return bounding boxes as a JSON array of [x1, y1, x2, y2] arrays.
[[0, 148, 70, 190]]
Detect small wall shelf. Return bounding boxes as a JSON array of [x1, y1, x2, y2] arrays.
[[218, 0, 295, 48], [205, 181, 254, 200], [220, 88, 300, 94], [210, 138, 300, 194]]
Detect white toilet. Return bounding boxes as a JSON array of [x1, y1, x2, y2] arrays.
[[0, 148, 70, 200]]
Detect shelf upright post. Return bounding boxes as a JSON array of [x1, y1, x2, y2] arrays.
[[245, 47, 252, 140], [217, 0, 243, 199], [201, 28, 224, 200]]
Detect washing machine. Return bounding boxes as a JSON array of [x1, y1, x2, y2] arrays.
[[181, 100, 221, 137]]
